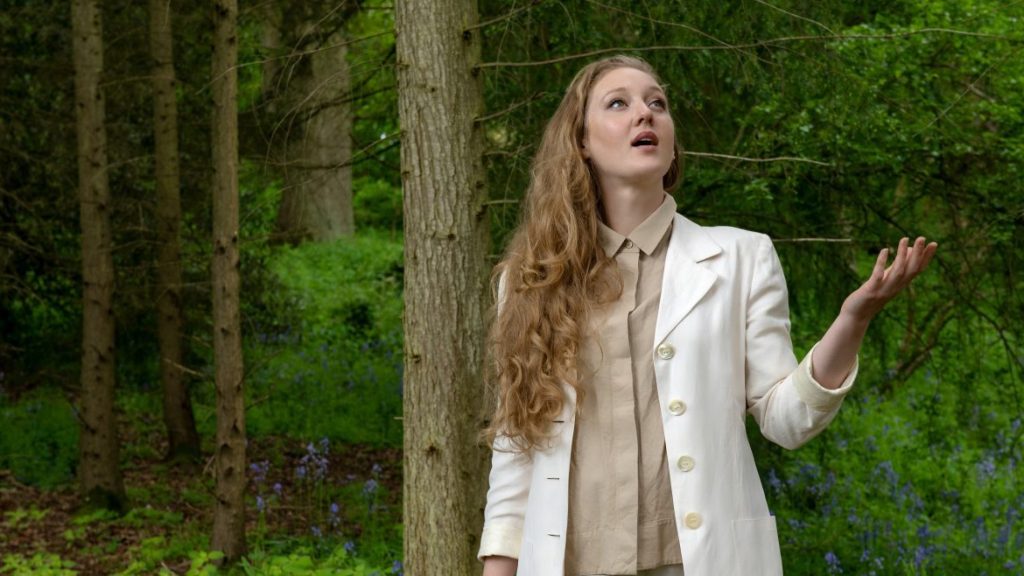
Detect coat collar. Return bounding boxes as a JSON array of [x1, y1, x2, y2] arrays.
[[653, 214, 722, 346]]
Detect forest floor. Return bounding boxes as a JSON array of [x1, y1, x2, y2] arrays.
[[0, 431, 402, 575]]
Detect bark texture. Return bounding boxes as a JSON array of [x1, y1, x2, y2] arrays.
[[210, 0, 246, 561], [396, 0, 489, 572], [268, 1, 355, 243], [72, 0, 125, 512], [150, 0, 199, 463]]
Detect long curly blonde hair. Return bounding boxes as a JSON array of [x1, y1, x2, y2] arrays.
[[485, 55, 681, 453]]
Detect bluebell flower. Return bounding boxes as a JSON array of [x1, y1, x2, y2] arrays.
[[256, 495, 265, 512], [372, 463, 383, 476], [391, 560, 403, 574], [825, 551, 842, 574], [344, 540, 356, 554], [249, 460, 270, 485], [311, 525, 322, 538], [977, 456, 997, 481], [296, 465, 307, 480], [329, 502, 341, 528], [364, 479, 379, 496], [273, 482, 283, 497]]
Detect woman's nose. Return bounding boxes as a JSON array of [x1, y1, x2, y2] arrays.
[[636, 105, 653, 124]]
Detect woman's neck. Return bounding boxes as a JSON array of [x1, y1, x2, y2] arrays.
[[599, 182, 665, 236]]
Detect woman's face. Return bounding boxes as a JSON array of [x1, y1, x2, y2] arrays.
[[581, 67, 675, 190]]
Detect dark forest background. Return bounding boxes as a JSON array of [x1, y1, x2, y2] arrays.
[[1, 0, 1022, 574]]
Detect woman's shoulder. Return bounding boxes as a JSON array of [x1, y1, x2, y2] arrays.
[[675, 213, 772, 252]]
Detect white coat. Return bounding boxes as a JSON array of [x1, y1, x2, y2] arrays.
[[478, 213, 858, 576]]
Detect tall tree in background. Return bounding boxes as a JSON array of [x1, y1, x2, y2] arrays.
[[396, 0, 489, 572], [266, 1, 358, 243], [150, 0, 199, 464], [210, 0, 246, 561], [72, 0, 126, 512]]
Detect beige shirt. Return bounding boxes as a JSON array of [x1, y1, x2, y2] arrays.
[[565, 194, 683, 575]]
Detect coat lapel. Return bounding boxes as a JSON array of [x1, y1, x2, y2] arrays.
[[654, 214, 721, 346]]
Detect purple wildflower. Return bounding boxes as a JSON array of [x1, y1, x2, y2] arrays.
[[825, 551, 842, 574], [363, 479, 379, 496], [344, 540, 356, 555]]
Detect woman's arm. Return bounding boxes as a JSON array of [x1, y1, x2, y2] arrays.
[[811, 236, 938, 389], [482, 555, 518, 576]]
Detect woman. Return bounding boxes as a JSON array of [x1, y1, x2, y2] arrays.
[[478, 55, 937, 576]]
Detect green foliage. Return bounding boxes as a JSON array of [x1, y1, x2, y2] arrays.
[[240, 545, 394, 576], [245, 231, 404, 445], [0, 553, 77, 576], [353, 177, 403, 232], [3, 507, 47, 528], [115, 533, 212, 576], [71, 508, 120, 526], [119, 507, 184, 529], [183, 550, 222, 576], [0, 390, 78, 487]]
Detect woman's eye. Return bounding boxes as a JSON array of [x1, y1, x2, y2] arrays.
[[649, 99, 667, 110], [609, 98, 626, 109]]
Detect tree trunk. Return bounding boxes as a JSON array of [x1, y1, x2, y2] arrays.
[[150, 0, 200, 464], [72, 0, 126, 513], [396, 0, 489, 572], [210, 0, 246, 561], [271, 7, 354, 243]]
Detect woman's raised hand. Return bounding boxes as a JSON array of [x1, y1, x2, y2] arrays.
[[841, 236, 939, 323]]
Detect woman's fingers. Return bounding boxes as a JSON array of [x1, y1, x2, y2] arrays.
[[886, 237, 939, 290], [884, 237, 910, 287], [870, 248, 889, 286]]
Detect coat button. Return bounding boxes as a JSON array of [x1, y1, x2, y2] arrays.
[[656, 343, 675, 360], [684, 512, 702, 529], [676, 455, 695, 472], [668, 399, 687, 415]]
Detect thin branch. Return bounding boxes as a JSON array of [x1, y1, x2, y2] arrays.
[[466, 0, 545, 32], [681, 150, 831, 166], [208, 30, 392, 89], [911, 45, 1022, 138], [478, 29, 1023, 68], [476, 91, 549, 123], [771, 237, 853, 243], [752, 0, 835, 35]]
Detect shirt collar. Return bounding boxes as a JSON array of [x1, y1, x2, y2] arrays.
[[598, 193, 677, 257]]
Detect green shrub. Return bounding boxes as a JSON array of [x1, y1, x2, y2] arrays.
[[0, 389, 78, 487], [245, 231, 404, 446], [353, 177, 402, 232], [0, 553, 77, 575]]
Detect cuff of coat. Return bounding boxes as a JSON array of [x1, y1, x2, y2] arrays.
[[478, 522, 522, 562], [792, 343, 858, 412]]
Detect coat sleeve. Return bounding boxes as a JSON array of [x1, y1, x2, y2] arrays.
[[478, 435, 534, 560], [744, 234, 858, 450], [478, 271, 534, 561]]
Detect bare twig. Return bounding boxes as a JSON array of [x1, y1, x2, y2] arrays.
[[478, 29, 1022, 68], [681, 150, 831, 166], [772, 237, 853, 243], [465, 0, 545, 32]]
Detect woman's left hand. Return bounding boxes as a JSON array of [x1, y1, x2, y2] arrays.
[[840, 236, 939, 324]]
